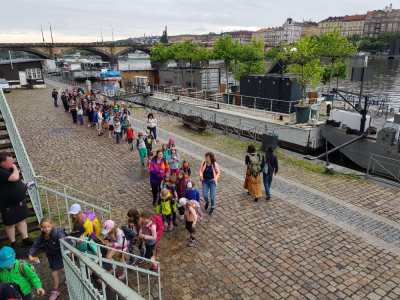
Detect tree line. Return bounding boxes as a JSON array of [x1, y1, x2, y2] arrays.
[[347, 32, 400, 51]]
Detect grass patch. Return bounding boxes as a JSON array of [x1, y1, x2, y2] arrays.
[[276, 151, 326, 173], [198, 131, 214, 137]]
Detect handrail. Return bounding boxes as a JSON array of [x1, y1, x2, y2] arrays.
[[0, 89, 43, 221]]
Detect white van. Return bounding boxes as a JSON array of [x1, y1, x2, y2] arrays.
[[0, 78, 11, 93]]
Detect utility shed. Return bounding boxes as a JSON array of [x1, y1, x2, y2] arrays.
[[0, 59, 44, 87], [159, 68, 220, 91]]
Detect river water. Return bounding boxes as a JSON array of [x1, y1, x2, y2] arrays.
[[118, 57, 400, 105]]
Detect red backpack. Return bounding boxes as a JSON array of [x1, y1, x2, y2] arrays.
[[152, 215, 163, 242]]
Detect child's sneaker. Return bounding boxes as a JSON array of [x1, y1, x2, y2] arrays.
[[108, 268, 114, 274], [137, 258, 144, 264], [49, 290, 60, 300], [179, 214, 184, 221], [199, 213, 203, 221], [188, 237, 193, 242], [173, 222, 178, 227], [128, 258, 135, 265], [189, 239, 196, 247], [118, 273, 126, 280], [149, 266, 158, 273], [168, 225, 173, 231]]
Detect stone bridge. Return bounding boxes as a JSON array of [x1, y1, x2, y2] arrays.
[[0, 42, 164, 65]]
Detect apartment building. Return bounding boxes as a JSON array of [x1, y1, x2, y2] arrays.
[[363, 4, 400, 37], [318, 16, 344, 34]]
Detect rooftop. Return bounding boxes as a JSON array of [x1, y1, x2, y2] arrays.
[[0, 58, 43, 65], [319, 16, 345, 22], [343, 14, 368, 21]]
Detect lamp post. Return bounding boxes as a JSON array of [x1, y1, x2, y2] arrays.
[[40, 24, 45, 43], [48, 23, 53, 44], [100, 27, 103, 42], [110, 25, 114, 43]]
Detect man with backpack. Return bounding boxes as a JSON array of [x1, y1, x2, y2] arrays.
[[243, 144, 263, 202]]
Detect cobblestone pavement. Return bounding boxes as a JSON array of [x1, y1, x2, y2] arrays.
[[6, 85, 400, 300]]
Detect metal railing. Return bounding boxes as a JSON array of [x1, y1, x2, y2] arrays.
[[367, 153, 400, 181], [44, 73, 82, 89], [61, 237, 161, 300], [34, 176, 112, 231], [0, 89, 43, 221]]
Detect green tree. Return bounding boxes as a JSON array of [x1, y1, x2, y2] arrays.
[[160, 30, 168, 44], [321, 60, 348, 89], [347, 34, 361, 46], [233, 36, 265, 82], [213, 35, 241, 92], [150, 43, 170, 84], [318, 27, 357, 92], [278, 32, 323, 103]]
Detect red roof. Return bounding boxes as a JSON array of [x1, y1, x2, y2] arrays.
[[254, 28, 268, 33], [168, 36, 193, 42], [320, 16, 344, 22], [343, 14, 367, 21]]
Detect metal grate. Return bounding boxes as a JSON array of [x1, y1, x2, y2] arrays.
[[52, 128, 72, 133]]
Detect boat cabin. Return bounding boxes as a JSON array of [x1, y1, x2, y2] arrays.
[[0, 59, 45, 88]]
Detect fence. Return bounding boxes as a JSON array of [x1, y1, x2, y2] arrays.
[[61, 236, 162, 300], [0, 89, 43, 221], [34, 176, 112, 230], [367, 154, 400, 182]]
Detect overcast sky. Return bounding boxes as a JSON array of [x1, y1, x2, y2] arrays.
[[0, 1, 389, 43]]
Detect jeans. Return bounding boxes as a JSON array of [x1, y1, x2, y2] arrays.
[[71, 110, 77, 123], [78, 114, 83, 124], [263, 173, 273, 196], [116, 132, 121, 143], [147, 126, 157, 139], [53, 97, 57, 106], [202, 179, 216, 208]]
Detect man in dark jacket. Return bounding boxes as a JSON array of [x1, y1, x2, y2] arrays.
[[51, 88, 58, 107], [261, 145, 279, 200], [61, 92, 69, 112]]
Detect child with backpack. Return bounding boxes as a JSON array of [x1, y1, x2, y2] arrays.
[[163, 175, 179, 227], [178, 198, 198, 247], [136, 133, 147, 166], [125, 209, 145, 265], [0, 246, 45, 300], [28, 217, 65, 300], [138, 211, 159, 273], [101, 220, 128, 280], [70, 224, 101, 264], [176, 171, 187, 221], [144, 129, 154, 153], [185, 181, 202, 220], [180, 160, 191, 181], [126, 124, 136, 151], [158, 188, 174, 232], [243, 144, 262, 202], [162, 144, 170, 161], [168, 147, 180, 176], [68, 204, 100, 239], [114, 116, 122, 144]]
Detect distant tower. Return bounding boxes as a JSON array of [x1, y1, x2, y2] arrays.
[[165, 26, 167, 37]]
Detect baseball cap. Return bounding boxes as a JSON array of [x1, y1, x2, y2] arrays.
[[121, 102, 125, 105], [145, 129, 150, 134], [169, 138, 174, 142], [0, 246, 15, 268], [68, 203, 81, 215], [178, 198, 187, 207], [186, 181, 193, 189], [70, 225, 86, 238], [101, 220, 115, 234]]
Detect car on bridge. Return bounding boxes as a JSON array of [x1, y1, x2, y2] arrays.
[[0, 78, 11, 93]]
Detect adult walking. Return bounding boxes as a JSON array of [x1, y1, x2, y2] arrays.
[[51, 88, 58, 107], [61, 91, 69, 112], [146, 113, 158, 144], [261, 145, 279, 200], [199, 152, 220, 215], [0, 153, 34, 254], [243, 144, 263, 202], [149, 149, 169, 206]]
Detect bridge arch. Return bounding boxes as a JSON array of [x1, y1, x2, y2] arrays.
[[115, 47, 152, 57], [57, 47, 111, 59], [8, 48, 51, 59]]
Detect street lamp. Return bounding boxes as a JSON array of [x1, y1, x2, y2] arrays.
[[110, 25, 114, 43], [40, 24, 45, 43], [100, 27, 103, 42], [48, 23, 53, 44]]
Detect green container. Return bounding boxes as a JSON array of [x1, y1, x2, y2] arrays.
[[231, 85, 240, 93], [187, 88, 196, 94], [295, 105, 311, 124], [325, 94, 334, 102], [223, 93, 228, 103], [205, 91, 214, 99], [229, 94, 235, 104]]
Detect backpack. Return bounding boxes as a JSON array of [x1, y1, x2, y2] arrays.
[[248, 154, 261, 174], [0, 282, 24, 300], [145, 135, 153, 148], [86, 237, 108, 258], [18, 259, 37, 288], [82, 211, 101, 239], [120, 225, 135, 240], [152, 215, 163, 242]]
